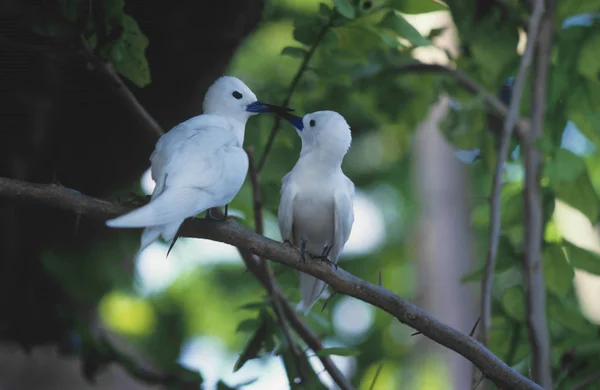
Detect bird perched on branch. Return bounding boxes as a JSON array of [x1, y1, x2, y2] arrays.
[[106, 76, 292, 252], [277, 110, 355, 314]]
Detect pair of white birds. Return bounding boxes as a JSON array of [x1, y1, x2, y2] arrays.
[[106, 76, 355, 314]]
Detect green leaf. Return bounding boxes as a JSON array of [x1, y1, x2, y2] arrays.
[[110, 42, 124, 63], [543, 244, 574, 296], [557, 0, 600, 23], [547, 295, 595, 335], [236, 319, 259, 333], [233, 317, 272, 372], [390, 0, 448, 14], [563, 242, 600, 275], [333, 0, 356, 19], [309, 66, 353, 87], [316, 347, 359, 357], [238, 300, 269, 311], [439, 96, 486, 150], [59, 0, 80, 22], [217, 380, 236, 390], [568, 82, 600, 146], [465, 15, 520, 88], [97, 0, 150, 87], [319, 3, 332, 18], [281, 46, 308, 59], [280, 344, 326, 389], [461, 235, 519, 282], [502, 286, 525, 322], [578, 32, 600, 81], [428, 27, 446, 40], [114, 15, 150, 87], [377, 10, 432, 47], [293, 19, 322, 45], [545, 149, 586, 184], [585, 153, 600, 197], [377, 30, 401, 47], [555, 169, 599, 224]]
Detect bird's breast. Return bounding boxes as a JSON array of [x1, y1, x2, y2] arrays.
[[292, 190, 335, 251]]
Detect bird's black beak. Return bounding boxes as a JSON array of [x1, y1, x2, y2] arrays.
[[279, 112, 304, 131], [246, 101, 294, 114]]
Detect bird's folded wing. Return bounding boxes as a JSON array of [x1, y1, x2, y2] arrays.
[[277, 172, 298, 242], [331, 178, 355, 261], [151, 116, 235, 191], [106, 186, 213, 227]]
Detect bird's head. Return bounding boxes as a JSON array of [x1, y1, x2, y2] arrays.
[[281, 110, 352, 158], [203, 76, 292, 122]]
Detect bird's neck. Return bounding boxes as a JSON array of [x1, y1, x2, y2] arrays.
[[297, 148, 345, 173], [225, 116, 248, 146]]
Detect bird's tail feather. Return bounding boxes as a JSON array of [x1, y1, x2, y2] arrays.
[[140, 226, 162, 252], [106, 187, 209, 228], [139, 221, 183, 252], [297, 273, 328, 315]]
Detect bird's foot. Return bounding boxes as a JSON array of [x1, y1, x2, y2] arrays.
[[310, 255, 338, 270], [124, 192, 151, 207], [299, 239, 308, 263], [205, 206, 227, 221], [310, 245, 338, 270]]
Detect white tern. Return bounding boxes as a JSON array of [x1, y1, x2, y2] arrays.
[[277, 110, 355, 314], [106, 76, 291, 251]]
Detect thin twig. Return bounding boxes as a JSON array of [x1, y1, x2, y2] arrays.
[[569, 372, 600, 390], [320, 291, 337, 312], [247, 148, 308, 385], [369, 364, 383, 390], [480, 0, 545, 350], [256, 17, 333, 172], [469, 316, 481, 337], [522, 1, 554, 388], [0, 176, 543, 390], [473, 373, 486, 390], [505, 322, 521, 366], [247, 147, 264, 235], [78, 35, 164, 139]]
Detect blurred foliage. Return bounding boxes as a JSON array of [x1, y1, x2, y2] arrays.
[[19, 0, 600, 388]]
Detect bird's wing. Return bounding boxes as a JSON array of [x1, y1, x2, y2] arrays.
[[330, 177, 355, 261], [106, 186, 215, 228], [150, 115, 233, 191], [278, 171, 298, 242], [107, 116, 242, 228]]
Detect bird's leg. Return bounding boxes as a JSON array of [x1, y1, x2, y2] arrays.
[[311, 245, 337, 270], [205, 207, 226, 221], [125, 192, 151, 207], [299, 239, 308, 263], [224, 204, 229, 219]]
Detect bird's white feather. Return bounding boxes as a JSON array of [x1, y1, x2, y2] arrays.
[[106, 76, 261, 250], [278, 110, 355, 314]]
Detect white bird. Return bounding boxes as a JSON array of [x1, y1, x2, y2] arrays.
[[277, 110, 355, 314], [106, 76, 291, 252]]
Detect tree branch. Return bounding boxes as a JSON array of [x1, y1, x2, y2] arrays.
[[256, 18, 333, 172], [522, 1, 554, 388], [245, 148, 353, 389], [479, 0, 546, 351], [0, 176, 542, 390], [569, 372, 600, 390], [387, 62, 529, 141], [246, 148, 310, 386], [78, 35, 164, 139]]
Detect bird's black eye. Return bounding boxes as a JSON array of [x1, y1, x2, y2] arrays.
[[232, 91, 243, 99], [309, 119, 316, 127]]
